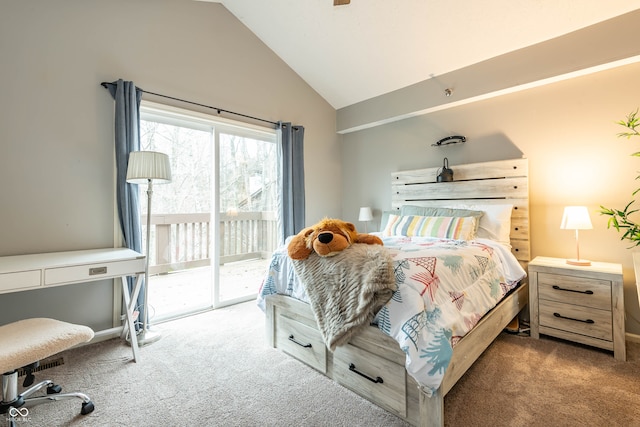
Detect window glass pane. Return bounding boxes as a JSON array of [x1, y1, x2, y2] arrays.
[[219, 132, 277, 214], [140, 120, 212, 215]]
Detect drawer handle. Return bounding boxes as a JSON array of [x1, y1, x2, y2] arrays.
[[552, 285, 593, 295], [553, 312, 595, 324], [89, 266, 107, 275], [349, 363, 383, 384], [288, 334, 312, 348]]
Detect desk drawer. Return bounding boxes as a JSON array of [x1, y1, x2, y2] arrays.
[[333, 343, 406, 418], [44, 258, 145, 286], [0, 270, 41, 293]]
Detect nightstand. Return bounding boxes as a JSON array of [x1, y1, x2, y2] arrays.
[[528, 256, 625, 361]]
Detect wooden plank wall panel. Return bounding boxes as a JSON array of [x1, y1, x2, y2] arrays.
[[392, 158, 528, 184], [392, 177, 528, 202]]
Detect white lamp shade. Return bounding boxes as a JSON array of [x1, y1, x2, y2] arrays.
[[126, 151, 172, 184], [560, 206, 593, 230], [358, 207, 373, 222]]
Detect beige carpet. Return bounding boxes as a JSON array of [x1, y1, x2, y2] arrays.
[[446, 330, 640, 426], [14, 302, 640, 427]]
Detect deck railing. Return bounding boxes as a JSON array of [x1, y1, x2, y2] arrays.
[[142, 212, 278, 275]]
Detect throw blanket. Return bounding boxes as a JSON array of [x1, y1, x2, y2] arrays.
[[292, 244, 396, 351]]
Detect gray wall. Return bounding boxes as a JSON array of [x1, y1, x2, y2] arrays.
[[339, 12, 640, 336], [0, 0, 339, 331]]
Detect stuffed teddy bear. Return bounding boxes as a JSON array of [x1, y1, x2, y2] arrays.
[[287, 217, 383, 260]]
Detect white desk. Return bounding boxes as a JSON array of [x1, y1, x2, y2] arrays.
[[0, 248, 145, 362]]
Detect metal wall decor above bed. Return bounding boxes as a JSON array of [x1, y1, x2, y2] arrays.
[[431, 135, 466, 146]]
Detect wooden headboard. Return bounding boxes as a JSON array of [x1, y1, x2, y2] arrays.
[[391, 158, 530, 267]]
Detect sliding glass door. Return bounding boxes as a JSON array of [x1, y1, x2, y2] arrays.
[[214, 126, 277, 307], [138, 103, 278, 321]]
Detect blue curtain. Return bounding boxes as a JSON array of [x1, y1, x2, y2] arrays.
[[279, 122, 305, 241], [105, 79, 145, 330]]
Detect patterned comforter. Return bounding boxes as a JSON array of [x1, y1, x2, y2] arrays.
[[257, 235, 526, 395]]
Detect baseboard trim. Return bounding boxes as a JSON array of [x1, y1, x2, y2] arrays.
[[626, 332, 640, 344], [66, 327, 122, 351], [92, 326, 124, 343]]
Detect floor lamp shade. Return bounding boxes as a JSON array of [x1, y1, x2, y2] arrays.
[[125, 150, 172, 347], [126, 151, 172, 183]]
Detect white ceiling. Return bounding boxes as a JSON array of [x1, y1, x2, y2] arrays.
[[207, 0, 640, 109]]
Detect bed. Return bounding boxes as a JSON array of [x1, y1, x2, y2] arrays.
[[259, 158, 530, 427]]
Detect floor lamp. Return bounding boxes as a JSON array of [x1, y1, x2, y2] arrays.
[[126, 151, 172, 346]]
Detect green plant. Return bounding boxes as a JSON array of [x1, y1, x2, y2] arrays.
[[600, 109, 640, 246]]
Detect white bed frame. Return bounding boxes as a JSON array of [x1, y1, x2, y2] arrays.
[[265, 158, 530, 426]]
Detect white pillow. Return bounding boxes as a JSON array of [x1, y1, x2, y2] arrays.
[[459, 204, 513, 246]]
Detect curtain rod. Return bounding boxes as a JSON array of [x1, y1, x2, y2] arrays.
[[100, 82, 279, 127]]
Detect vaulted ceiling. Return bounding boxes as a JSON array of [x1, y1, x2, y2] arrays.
[[207, 1, 640, 109]]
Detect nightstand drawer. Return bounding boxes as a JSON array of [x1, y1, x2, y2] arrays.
[[275, 314, 327, 374], [539, 299, 612, 341], [538, 272, 611, 310]]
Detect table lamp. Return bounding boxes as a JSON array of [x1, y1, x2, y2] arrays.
[[560, 206, 592, 266], [359, 207, 373, 233]]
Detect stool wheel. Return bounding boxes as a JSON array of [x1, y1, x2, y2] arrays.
[[46, 384, 62, 394], [81, 401, 94, 415]]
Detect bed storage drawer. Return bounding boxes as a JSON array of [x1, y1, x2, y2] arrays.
[[333, 343, 406, 418], [275, 315, 327, 374]]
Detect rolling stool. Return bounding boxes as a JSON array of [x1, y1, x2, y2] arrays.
[[0, 318, 95, 426]]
